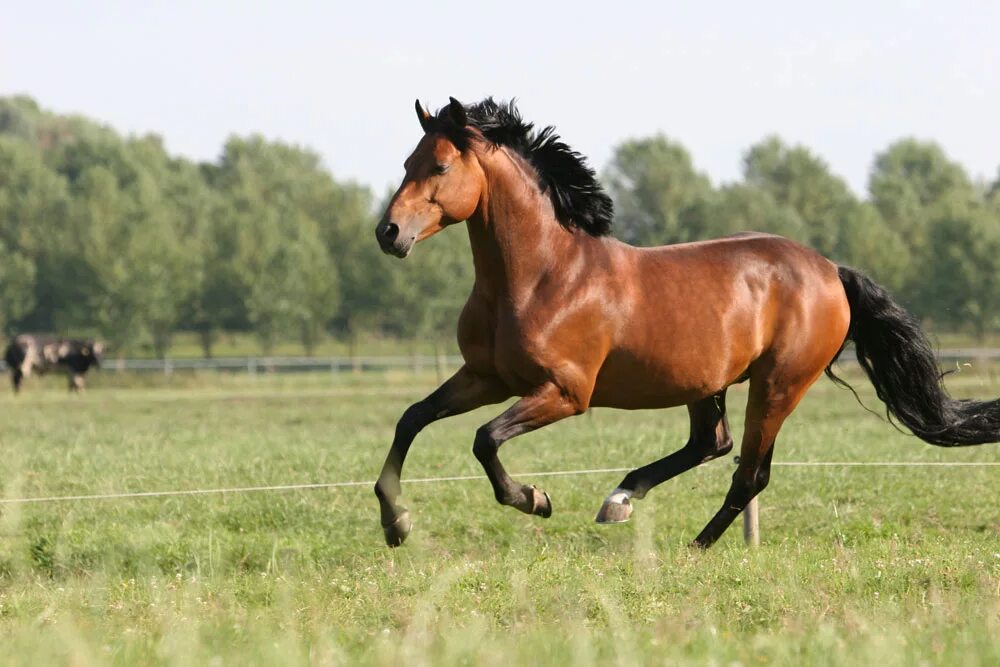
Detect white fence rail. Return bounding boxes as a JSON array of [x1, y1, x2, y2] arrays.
[[0, 349, 997, 376]]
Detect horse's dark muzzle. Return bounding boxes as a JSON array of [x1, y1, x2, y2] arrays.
[[376, 221, 413, 258]]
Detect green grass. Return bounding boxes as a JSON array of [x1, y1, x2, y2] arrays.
[[0, 368, 997, 665]]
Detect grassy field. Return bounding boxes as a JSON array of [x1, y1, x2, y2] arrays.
[[0, 368, 997, 665]]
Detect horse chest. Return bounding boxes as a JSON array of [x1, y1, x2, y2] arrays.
[[458, 298, 566, 390]]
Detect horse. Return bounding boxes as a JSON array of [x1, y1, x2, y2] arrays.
[[372, 96, 1000, 549]]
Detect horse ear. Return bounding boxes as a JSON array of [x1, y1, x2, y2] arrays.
[[447, 97, 467, 128], [414, 99, 432, 132]]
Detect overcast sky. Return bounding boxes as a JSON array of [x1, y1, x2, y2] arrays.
[[2, 1, 998, 196]]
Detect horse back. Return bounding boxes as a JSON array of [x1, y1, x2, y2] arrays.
[[589, 234, 850, 408]]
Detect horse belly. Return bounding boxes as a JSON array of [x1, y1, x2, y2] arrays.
[[589, 348, 744, 410]]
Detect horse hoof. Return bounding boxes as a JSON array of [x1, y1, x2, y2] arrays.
[[595, 497, 632, 524], [383, 510, 412, 547], [531, 486, 552, 518]]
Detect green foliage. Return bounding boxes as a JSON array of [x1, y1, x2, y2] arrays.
[[867, 139, 989, 312], [0, 239, 35, 333], [0, 99, 374, 356], [831, 203, 910, 293], [743, 136, 858, 255], [604, 135, 714, 245], [920, 209, 1000, 339], [869, 139, 977, 241], [245, 211, 340, 354]]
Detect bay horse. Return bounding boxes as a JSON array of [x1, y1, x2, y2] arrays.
[[373, 97, 1000, 548]]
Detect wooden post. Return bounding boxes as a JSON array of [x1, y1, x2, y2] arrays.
[[743, 497, 760, 547]]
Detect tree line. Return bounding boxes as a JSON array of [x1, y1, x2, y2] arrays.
[[0, 95, 998, 358]]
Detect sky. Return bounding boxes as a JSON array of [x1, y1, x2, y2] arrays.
[[2, 1, 998, 196]]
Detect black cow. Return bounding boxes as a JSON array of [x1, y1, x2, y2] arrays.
[[4, 335, 104, 393]]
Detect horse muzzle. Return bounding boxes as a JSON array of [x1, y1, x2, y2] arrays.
[[375, 221, 415, 258]]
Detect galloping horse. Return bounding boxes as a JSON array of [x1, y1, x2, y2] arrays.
[[373, 97, 1000, 548]]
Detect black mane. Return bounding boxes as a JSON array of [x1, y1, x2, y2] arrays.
[[430, 98, 613, 237]]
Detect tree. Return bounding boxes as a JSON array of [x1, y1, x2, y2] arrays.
[[868, 139, 976, 249], [0, 240, 36, 334], [0, 96, 40, 143], [987, 168, 1000, 208], [76, 165, 196, 358], [329, 199, 393, 346], [742, 136, 857, 256], [210, 135, 349, 354], [244, 210, 339, 354], [604, 136, 714, 246], [919, 209, 1000, 340], [0, 137, 72, 331], [868, 139, 979, 307], [832, 203, 909, 294]]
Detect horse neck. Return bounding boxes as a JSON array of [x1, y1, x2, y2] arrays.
[[466, 148, 582, 301]]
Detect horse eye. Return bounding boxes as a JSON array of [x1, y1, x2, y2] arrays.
[[434, 164, 450, 175]]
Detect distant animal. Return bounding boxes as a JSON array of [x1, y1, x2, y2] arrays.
[[371, 96, 1000, 549], [4, 335, 104, 393]]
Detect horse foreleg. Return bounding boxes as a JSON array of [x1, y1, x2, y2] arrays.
[[596, 392, 733, 523], [375, 366, 510, 546], [473, 382, 584, 518]]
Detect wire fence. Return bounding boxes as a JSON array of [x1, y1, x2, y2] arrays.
[[1, 461, 996, 506]]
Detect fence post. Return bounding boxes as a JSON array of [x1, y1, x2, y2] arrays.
[[735, 455, 760, 547], [248, 357, 257, 379], [743, 497, 760, 547]]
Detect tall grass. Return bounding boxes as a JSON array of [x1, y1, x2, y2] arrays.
[[0, 369, 996, 664]]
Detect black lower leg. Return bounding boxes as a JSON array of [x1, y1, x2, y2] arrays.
[[616, 393, 733, 499], [374, 400, 436, 524], [373, 367, 511, 546], [692, 446, 774, 548], [470, 384, 580, 517], [472, 425, 552, 517]]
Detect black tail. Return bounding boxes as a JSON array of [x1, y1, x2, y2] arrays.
[[829, 266, 1000, 446]]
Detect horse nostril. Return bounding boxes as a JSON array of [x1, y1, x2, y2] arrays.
[[379, 222, 400, 243]]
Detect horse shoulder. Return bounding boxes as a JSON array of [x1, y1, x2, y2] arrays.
[[457, 291, 497, 375]]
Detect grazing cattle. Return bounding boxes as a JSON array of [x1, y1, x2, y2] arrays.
[[4, 335, 104, 393]]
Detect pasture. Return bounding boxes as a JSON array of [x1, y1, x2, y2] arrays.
[[0, 368, 997, 665]]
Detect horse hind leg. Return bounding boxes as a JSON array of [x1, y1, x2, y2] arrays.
[[596, 391, 734, 523], [691, 362, 821, 548]]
